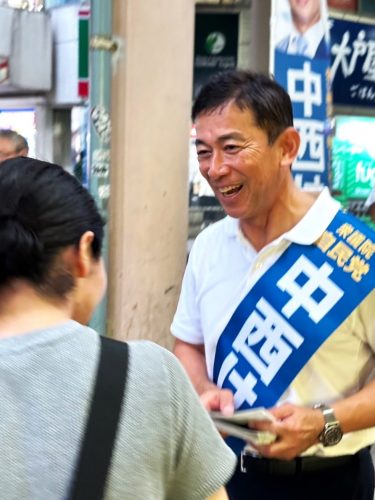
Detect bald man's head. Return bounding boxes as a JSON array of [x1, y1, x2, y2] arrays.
[[0, 129, 29, 163]]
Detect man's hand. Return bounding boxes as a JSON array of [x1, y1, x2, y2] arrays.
[[173, 339, 235, 417], [248, 403, 325, 460], [200, 387, 235, 416]]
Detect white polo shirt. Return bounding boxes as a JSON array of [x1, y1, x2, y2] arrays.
[[172, 189, 375, 456]]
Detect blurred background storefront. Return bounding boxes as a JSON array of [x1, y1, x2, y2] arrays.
[[3, 0, 373, 236], [189, 0, 375, 240], [0, 0, 374, 339], [0, 0, 89, 177]]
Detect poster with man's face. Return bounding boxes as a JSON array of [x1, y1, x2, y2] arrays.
[[272, 0, 329, 60], [270, 0, 331, 191]]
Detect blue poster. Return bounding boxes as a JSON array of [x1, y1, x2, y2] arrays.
[[271, 0, 331, 190], [330, 18, 375, 107]]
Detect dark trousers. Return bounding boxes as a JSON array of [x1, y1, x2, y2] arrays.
[[226, 448, 374, 500]]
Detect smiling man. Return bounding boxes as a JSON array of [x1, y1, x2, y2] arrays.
[[171, 70, 375, 500]]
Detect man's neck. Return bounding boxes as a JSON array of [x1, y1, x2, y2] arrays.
[[239, 188, 317, 252]]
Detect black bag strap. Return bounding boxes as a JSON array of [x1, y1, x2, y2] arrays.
[[69, 336, 129, 500]]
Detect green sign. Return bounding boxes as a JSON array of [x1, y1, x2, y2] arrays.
[[331, 116, 375, 228], [332, 138, 375, 199]]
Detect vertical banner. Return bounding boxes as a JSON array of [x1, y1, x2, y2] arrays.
[[78, 6, 90, 99], [270, 0, 331, 191]]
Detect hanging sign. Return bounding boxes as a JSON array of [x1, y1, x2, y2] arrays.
[[330, 17, 375, 107]]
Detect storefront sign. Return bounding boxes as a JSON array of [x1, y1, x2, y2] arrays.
[[327, 0, 357, 10], [271, 0, 331, 190], [330, 18, 375, 107], [193, 13, 238, 98]]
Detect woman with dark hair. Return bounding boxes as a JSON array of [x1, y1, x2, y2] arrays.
[[0, 157, 235, 500]]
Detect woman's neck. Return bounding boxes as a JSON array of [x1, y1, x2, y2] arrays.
[[0, 282, 72, 338]]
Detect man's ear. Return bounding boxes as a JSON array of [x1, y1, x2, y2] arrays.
[[75, 231, 95, 278], [278, 127, 300, 169], [18, 148, 29, 157]]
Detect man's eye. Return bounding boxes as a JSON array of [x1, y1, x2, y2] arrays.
[[224, 145, 240, 153], [197, 150, 211, 159]]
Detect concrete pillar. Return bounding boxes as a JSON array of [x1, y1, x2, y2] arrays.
[[109, 0, 194, 348], [246, 0, 271, 73], [238, 2, 252, 70], [34, 104, 53, 162], [52, 109, 72, 170]]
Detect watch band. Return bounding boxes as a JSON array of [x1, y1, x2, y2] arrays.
[[314, 403, 336, 423], [313, 403, 343, 446]]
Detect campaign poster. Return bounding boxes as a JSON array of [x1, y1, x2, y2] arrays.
[[270, 0, 331, 191]]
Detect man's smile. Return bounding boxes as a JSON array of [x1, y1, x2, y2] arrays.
[[218, 184, 243, 196]]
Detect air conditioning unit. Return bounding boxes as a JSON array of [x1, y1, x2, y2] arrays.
[[0, 6, 52, 94]]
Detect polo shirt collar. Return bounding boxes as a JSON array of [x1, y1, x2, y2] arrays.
[[283, 188, 340, 244], [223, 188, 341, 246]]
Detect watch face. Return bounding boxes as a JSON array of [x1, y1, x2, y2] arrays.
[[324, 425, 343, 446]]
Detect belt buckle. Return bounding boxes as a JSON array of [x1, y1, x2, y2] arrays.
[[240, 451, 247, 473], [240, 450, 260, 473]]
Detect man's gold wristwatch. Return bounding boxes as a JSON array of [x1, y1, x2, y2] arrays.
[[313, 403, 343, 447]]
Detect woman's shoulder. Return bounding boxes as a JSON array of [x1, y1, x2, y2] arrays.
[[127, 341, 194, 398], [128, 340, 182, 376]]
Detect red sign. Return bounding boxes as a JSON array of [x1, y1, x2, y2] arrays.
[[0, 59, 9, 84], [328, 0, 357, 10]]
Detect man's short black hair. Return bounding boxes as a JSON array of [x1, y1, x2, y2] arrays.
[[192, 70, 294, 144]]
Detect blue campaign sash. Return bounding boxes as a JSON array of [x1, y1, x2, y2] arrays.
[[213, 210, 375, 412]]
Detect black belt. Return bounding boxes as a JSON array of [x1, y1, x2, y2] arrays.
[[240, 450, 363, 477]]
